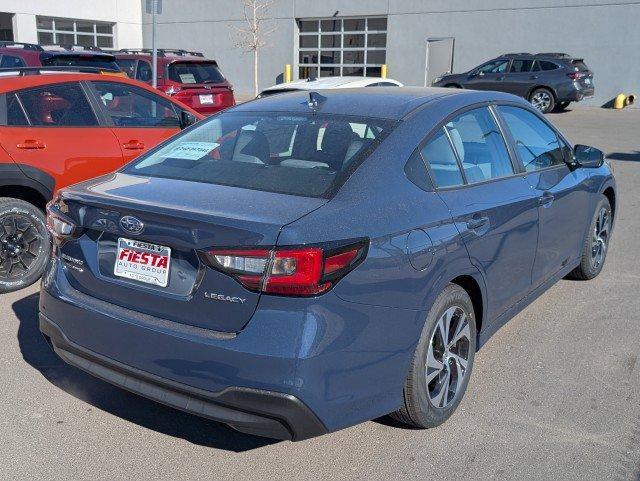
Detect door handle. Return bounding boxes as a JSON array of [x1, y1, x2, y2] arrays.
[[466, 216, 489, 230], [16, 139, 46, 150], [122, 140, 145, 150], [539, 192, 555, 207]]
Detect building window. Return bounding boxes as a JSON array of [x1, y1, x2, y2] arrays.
[[36, 16, 115, 49], [297, 17, 387, 79]]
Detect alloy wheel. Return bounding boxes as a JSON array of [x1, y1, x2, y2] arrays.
[[591, 206, 610, 269], [0, 213, 43, 280], [531, 91, 552, 112], [426, 305, 471, 408]]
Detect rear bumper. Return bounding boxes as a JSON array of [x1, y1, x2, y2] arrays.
[[557, 83, 594, 102], [40, 312, 326, 441], [40, 256, 420, 436]]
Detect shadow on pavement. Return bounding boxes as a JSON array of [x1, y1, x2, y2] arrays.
[[607, 151, 640, 162], [13, 292, 277, 452]]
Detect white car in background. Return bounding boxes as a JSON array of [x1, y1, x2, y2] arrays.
[[258, 76, 403, 97]]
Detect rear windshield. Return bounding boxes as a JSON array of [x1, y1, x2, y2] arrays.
[[124, 112, 395, 198], [571, 59, 589, 71], [168, 61, 225, 84], [42, 55, 120, 71]]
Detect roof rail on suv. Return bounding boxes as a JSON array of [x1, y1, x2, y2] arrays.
[[503, 52, 533, 57], [118, 48, 204, 58], [0, 66, 119, 76], [535, 52, 572, 58], [0, 41, 43, 51], [40, 44, 105, 52]]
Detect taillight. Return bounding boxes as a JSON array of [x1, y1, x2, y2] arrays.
[[567, 72, 586, 80], [201, 241, 368, 297], [46, 200, 80, 245]]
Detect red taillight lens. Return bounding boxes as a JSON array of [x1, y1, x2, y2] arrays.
[[202, 241, 368, 297], [567, 72, 586, 80]]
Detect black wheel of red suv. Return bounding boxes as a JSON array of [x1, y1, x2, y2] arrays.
[[0, 198, 50, 294], [391, 283, 477, 428]]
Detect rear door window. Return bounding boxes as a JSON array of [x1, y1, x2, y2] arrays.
[[17, 82, 98, 126], [509, 59, 534, 73], [420, 129, 464, 188], [538, 60, 560, 71], [136, 60, 152, 82], [498, 105, 565, 171], [168, 62, 225, 84], [115, 58, 137, 78], [0, 55, 26, 68], [444, 107, 514, 183], [5, 93, 29, 125], [91, 81, 180, 127], [125, 112, 395, 198]]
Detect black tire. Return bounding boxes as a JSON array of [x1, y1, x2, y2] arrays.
[[554, 101, 571, 111], [0, 198, 50, 294], [567, 196, 612, 280], [391, 283, 477, 428], [529, 87, 556, 114]]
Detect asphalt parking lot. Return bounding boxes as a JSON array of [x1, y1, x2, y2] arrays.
[[1, 106, 639, 481]]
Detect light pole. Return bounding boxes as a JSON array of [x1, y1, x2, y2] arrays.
[[146, 0, 162, 88]]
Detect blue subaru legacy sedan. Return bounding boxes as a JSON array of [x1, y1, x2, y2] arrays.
[[40, 87, 616, 440]]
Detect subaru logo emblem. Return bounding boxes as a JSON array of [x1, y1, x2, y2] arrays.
[[119, 216, 144, 235]]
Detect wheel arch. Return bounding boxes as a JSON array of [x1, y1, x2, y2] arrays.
[[450, 274, 485, 338], [0, 164, 54, 212], [527, 84, 557, 102], [0, 185, 49, 211], [603, 186, 616, 220]]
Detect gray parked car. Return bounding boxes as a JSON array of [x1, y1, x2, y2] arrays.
[[432, 53, 594, 113]]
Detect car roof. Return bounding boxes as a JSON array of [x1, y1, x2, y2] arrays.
[[236, 87, 523, 120], [262, 76, 402, 92]]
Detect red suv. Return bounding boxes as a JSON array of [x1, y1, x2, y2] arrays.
[[0, 41, 122, 72], [114, 49, 235, 115], [0, 69, 202, 293]]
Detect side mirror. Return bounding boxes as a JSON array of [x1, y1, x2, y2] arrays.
[[572, 144, 604, 168], [180, 111, 197, 130]]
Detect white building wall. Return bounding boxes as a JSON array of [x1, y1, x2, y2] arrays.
[[4, 0, 143, 48]]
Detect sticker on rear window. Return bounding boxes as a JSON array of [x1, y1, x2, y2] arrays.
[[178, 73, 197, 83], [162, 142, 219, 160]]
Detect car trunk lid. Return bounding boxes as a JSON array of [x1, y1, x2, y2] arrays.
[[57, 172, 326, 333]]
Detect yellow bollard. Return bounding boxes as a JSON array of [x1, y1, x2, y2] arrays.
[[284, 64, 292, 83], [614, 93, 626, 109], [381, 64, 387, 79]]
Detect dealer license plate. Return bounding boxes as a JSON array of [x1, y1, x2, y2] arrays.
[[114, 238, 171, 287]]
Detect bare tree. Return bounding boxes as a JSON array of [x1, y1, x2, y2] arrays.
[[230, 0, 278, 97]]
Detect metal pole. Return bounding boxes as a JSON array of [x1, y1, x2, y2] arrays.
[[152, 0, 157, 88]]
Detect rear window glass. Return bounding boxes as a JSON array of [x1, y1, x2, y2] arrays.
[[42, 55, 120, 71], [125, 112, 395, 198], [168, 62, 225, 84], [571, 60, 589, 71]]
